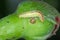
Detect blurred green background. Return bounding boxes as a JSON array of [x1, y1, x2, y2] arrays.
[[0, 0, 60, 40]]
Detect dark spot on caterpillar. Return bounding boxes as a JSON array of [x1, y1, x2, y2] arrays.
[[7, 21, 9, 23], [17, 37, 25, 40], [22, 27, 24, 29], [30, 18, 36, 24]]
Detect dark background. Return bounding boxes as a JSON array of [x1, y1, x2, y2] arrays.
[[0, 0, 60, 40]]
